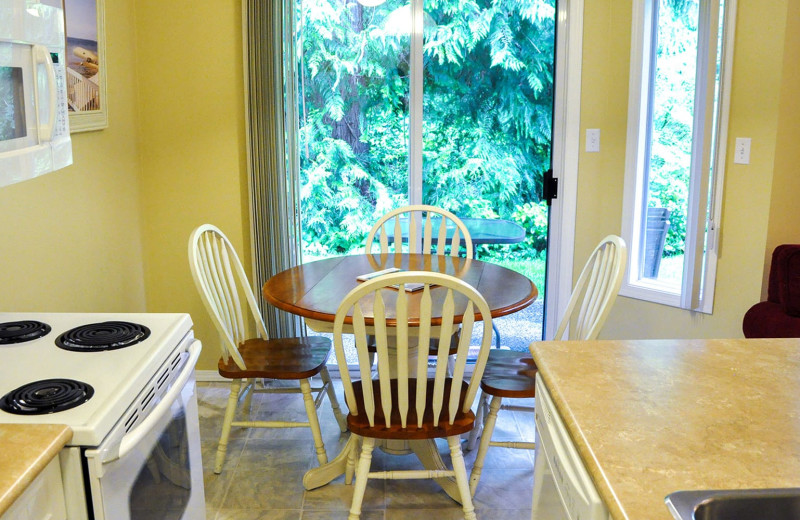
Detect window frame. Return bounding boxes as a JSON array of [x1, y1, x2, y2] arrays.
[[619, 0, 736, 313]]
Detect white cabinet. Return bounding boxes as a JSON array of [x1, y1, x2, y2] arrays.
[[1, 457, 66, 520], [532, 375, 610, 520]]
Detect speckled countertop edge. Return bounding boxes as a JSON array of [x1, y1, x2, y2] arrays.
[[531, 338, 800, 520], [0, 424, 72, 516]]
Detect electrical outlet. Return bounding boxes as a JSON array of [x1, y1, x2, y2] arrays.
[[586, 129, 600, 153], [734, 137, 751, 164]]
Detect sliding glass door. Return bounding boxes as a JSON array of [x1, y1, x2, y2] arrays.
[[293, 0, 556, 351]]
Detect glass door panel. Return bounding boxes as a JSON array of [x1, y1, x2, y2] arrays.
[[297, 0, 410, 261]]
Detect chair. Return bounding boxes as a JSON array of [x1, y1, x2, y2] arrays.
[[365, 204, 473, 258], [333, 271, 494, 520], [743, 244, 800, 338], [468, 235, 626, 495], [365, 205, 478, 361], [188, 224, 347, 474]]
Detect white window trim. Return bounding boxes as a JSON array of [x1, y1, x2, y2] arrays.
[[620, 0, 736, 314]]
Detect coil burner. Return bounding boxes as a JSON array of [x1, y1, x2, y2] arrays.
[[56, 321, 151, 352]]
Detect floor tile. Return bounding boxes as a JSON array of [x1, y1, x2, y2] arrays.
[[198, 379, 541, 520]]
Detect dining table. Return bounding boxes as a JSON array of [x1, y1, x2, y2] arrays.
[[262, 252, 537, 500]]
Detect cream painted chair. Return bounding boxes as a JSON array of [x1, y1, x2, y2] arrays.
[[366, 205, 474, 366], [333, 271, 493, 520], [468, 235, 627, 495], [365, 204, 473, 258], [188, 224, 347, 474]]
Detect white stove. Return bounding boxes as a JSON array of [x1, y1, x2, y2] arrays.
[[0, 312, 205, 520]]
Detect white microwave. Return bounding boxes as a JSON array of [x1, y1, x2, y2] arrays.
[[0, 0, 72, 188]]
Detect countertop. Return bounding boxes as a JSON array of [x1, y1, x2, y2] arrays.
[[530, 337, 800, 520], [0, 424, 72, 516]]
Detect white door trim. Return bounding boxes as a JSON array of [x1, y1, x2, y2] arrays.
[[544, 0, 583, 340]]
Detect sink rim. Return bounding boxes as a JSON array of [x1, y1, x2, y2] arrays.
[[665, 487, 800, 519]]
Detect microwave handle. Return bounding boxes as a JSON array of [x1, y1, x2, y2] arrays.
[[31, 45, 57, 142], [112, 339, 202, 462]]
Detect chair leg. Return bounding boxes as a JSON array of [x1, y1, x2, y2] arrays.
[[348, 436, 375, 520], [214, 378, 242, 474], [448, 435, 477, 520], [242, 378, 255, 418], [320, 366, 348, 433], [300, 378, 328, 465], [345, 434, 360, 485], [469, 394, 503, 495]]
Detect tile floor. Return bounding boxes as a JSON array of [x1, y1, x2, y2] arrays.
[[198, 379, 541, 520]]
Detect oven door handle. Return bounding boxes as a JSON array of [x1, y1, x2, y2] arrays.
[[112, 339, 202, 462]]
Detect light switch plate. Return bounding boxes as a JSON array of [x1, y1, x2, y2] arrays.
[[734, 137, 751, 164], [586, 129, 600, 153]]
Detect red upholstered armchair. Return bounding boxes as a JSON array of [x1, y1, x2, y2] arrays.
[[743, 244, 800, 338]]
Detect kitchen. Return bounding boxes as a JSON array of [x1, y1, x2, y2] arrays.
[[1, 0, 799, 518]]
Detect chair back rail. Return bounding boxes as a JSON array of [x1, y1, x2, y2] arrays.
[[188, 224, 269, 368], [334, 271, 492, 430], [554, 235, 627, 341], [366, 204, 473, 258]]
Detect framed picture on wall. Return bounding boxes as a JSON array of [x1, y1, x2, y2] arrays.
[[42, 0, 108, 132]]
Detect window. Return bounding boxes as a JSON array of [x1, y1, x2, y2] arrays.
[[620, 0, 735, 313]]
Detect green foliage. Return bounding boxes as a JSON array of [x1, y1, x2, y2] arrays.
[[296, 0, 556, 257], [647, 0, 700, 256]]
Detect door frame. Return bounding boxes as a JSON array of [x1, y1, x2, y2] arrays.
[[544, 0, 583, 340]]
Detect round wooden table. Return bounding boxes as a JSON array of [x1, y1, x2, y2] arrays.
[[262, 253, 536, 330], [262, 253, 538, 497]]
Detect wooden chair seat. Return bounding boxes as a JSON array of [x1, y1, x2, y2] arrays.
[[347, 378, 474, 440], [218, 336, 332, 380], [479, 349, 537, 399]]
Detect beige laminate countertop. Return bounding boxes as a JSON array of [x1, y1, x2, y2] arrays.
[[530, 337, 800, 520], [0, 424, 72, 516]]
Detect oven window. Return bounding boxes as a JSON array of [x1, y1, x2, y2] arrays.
[[128, 408, 192, 520], [0, 66, 27, 141]]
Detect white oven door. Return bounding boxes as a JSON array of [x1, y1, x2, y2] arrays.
[[84, 339, 205, 520]]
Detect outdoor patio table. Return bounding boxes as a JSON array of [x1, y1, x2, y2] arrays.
[[262, 253, 537, 502]]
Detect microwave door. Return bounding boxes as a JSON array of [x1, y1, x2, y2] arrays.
[[0, 42, 39, 154]]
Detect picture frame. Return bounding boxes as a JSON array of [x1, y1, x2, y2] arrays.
[[61, 0, 108, 132]]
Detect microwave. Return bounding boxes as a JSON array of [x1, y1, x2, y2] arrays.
[[0, 0, 72, 188]]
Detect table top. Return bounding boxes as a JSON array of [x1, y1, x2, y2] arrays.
[[530, 337, 800, 520], [385, 217, 526, 245], [262, 253, 537, 326]]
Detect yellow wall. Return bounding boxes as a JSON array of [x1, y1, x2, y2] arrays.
[[764, 0, 800, 296], [133, 0, 249, 369], [581, 0, 795, 340], [0, 0, 146, 313]]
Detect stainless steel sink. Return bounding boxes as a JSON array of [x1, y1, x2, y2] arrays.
[[666, 488, 800, 520]]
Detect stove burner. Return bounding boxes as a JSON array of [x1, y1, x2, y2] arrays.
[[0, 321, 52, 344], [56, 321, 151, 352], [0, 378, 94, 415]]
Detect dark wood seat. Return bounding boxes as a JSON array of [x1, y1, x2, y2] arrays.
[[478, 349, 537, 399], [218, 336, 333, 380], [347, 378, 474, 440]]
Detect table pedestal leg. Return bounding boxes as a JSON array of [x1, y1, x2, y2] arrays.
[[303, 435, 360, 490]]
